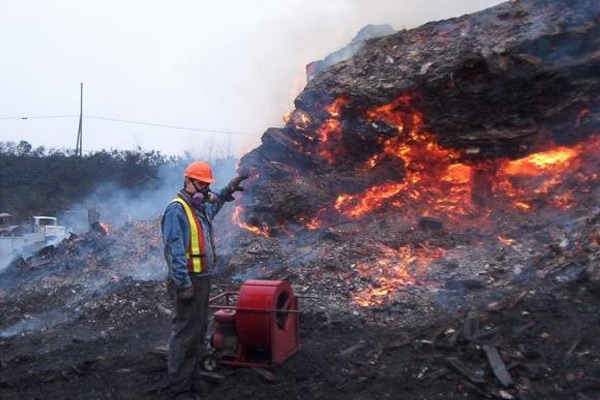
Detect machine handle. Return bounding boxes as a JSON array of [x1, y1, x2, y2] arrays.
[[208, 295, 322, 313]]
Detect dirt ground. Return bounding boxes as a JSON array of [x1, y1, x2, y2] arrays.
[[1, 204, 599, 400], [4, 0, 600, 397], [1, 279, 599, 400]]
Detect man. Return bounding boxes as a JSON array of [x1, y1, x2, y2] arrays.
[[161, 160, 247, 399]]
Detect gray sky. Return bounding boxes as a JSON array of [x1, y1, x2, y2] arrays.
[[0, 0, 503, 157]]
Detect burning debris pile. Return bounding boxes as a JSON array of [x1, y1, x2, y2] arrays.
[[240, 0, 600, 231], [229, 0, 600, 307], [2, 0, 600, 399], [216, 2, 600, 396]]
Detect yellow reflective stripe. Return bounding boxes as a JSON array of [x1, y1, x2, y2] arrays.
[[172, 198, 203, 273]]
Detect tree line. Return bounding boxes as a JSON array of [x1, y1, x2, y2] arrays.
[[0, 140, 234, 219]]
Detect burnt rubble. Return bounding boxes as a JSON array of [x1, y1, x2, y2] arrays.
[[1, 211, 599, 399], [298, 0, 600, 153], [2, 0, 600, 399], [239, 0, 600, 231]]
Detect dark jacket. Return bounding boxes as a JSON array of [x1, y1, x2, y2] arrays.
[[161, 190, 225, 289]]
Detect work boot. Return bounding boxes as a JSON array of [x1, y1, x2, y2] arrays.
[[199, 370, 225, 381]]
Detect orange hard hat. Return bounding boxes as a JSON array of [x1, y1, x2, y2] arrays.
[[184, 161, 214, 183]]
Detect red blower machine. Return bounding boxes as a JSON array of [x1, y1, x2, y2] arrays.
[[203, 280, 314, 370]]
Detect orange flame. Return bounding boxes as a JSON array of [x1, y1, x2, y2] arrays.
[[320, 94, 599, 228], [306, 219, 322, 230], [335, 183, 407, 218], [351, 244, 445, 307], [515, 202, 532, 211], [232, 205, 270, 237], [316, 119, 342, 143], [278, 95, 600, 306], [326, 97, 348, 118], [301, 208, 329, 230], [493, 138, 598, 211], [291, 97, 349, 165], [99, 222, 111, 235], [292, 111, 313, 135], [501, 146, 578, 176], [497, 236, 516, 246], [335, 95, 477, 223]]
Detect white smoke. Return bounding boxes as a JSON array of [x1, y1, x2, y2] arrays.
[[57, 156, 237, 233], [0, 0, 503, 157]]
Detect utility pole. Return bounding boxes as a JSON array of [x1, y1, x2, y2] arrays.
[[75, 82, 83, 157]]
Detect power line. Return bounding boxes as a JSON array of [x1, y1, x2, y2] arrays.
[[86, 115, 254, 136], [0, 113, 257, 136]]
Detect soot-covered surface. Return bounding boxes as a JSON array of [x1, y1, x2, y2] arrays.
[[2, 0, 600, 398]]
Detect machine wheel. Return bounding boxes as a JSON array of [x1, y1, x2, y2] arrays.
[[200, 353, 221, 372]]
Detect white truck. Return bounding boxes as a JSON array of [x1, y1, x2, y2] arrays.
[[0, 214, 68, 258], [32, 216, 67, 242]]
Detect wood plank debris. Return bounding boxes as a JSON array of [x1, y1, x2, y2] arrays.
[[445, 357, 486, 384], [482, 345, 514, 388]]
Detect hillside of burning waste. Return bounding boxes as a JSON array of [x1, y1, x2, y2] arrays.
[[2, 0, 600, 399], [237, 0, 600, 236]]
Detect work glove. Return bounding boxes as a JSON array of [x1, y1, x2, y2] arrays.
[[177, 285, 195, 304], [221, 174, 249, 202]]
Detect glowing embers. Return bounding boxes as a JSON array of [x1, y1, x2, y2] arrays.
[[333, 92, 600, 221], [335, 134, 599, 222], [366, 94, 412, 126], [291, 111, 313, 134], [99, 222, 112, 235], [336, 95, 476, 222], [232, 205, 271, 237], [291, 97, 348, 164], [497, 236, 516, 246], [301, 208, 327, 230], [494, 136, 600, 211], [316, 119, 344, 164], [313, 97, 348, 165], [326, 97, 348, 118], [350, 243, 445, 307], [250, 91, 599, 237], [502, 146, 579, 176], [335, 183, 407, 218]]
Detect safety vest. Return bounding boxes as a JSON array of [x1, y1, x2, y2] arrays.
[[171, 197, 207, 273]]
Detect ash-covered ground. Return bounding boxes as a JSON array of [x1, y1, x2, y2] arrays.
[[2, 0, 600, 398], [1, 193, 599, 399]]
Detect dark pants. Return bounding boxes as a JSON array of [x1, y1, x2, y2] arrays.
[[168, 274, 211, 395]]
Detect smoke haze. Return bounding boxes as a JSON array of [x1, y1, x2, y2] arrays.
[[0, 0, 503, 157]]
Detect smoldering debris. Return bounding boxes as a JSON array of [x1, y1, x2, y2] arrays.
[[1, 0, 600, 399]]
